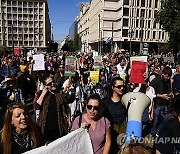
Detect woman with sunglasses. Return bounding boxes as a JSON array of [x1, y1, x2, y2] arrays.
[[34, 76, 70, 143], [71, 94, 111, 154], [102, 76, 127, 154], [0, 103, 42, 154]]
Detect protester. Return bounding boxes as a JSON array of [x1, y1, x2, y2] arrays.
[[0, 103, 42, 154], [150, 66, 172, 137], [102, 76, 127, 154], [171, 64, 180, 93], [54, 64, 66, 92], [1, 57, 19, 78], [34, 76, 70, 143], [71, 93, 111, 154], [0, 76, 25, 109], [155, 94, 180, 154], [63, 72, 84, 121]]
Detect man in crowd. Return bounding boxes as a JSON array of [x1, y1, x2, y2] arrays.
[[150, 66, 172, 137], [1, 57, 19, 78]]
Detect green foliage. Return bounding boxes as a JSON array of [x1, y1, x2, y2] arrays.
[[155, 0, 180, 52], [68, 34, 81, 52], [0, 48, 12, 56]]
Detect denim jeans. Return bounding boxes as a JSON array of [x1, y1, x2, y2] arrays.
[[151, 105, 169, 136]]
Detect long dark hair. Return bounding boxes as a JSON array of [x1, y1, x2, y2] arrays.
[[109, 76, 124, 97]]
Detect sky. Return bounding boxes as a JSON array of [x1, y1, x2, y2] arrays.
[[48, 0, 89, 43]]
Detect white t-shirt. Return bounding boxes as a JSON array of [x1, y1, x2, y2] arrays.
[[133, 86, 156, 112]]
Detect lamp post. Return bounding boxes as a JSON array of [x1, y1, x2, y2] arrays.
[[98, 14, 101, 53], [139, 13, 144, 55], [129, 29, 134, 55], [111, 20, 114, 53]]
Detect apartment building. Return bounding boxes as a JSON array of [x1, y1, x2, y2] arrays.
[[0, 0, 51, 50], [74, 0, 169, 53]]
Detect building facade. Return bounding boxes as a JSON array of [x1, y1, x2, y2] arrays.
[[75, 0, 169, 53], [0, 0, 51, 50]]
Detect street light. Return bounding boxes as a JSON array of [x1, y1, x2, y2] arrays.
[[139, 13, 144, 55], [129, 29, 134, 55]]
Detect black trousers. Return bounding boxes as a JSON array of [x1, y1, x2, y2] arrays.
[[44, 128, 60, 143]]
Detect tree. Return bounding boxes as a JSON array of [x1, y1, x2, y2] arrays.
[[73, 33, 81, 51], [155, 0, 180, 52], [61, 34, 81, 52]]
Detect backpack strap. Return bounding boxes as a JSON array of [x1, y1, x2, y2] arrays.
[[78, 114, 82, 128]]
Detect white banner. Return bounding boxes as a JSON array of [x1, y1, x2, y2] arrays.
[[33, 54, 45, 71], [24, 128, 93, 154]]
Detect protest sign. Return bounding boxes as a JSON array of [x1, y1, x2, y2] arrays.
[[90, 71, 99, 84], [130, 61, 147, 84], [93, 51, 98, 57], [33, 54, 45, 71], [64, 56, 77, 76], [163, 57, 174, 63], [94, 56, 102, 70], [130, 56, 147, 66], [24, 128, 93, 154]]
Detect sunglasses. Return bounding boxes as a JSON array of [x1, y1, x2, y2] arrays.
[[46, 81, 55, 86], [87, 105, 99, 111], [114, 85, 124, 89]]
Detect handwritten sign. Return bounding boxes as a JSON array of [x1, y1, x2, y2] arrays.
[[24, 128, 93, 154], [130, 61, 147, 84], [65, 56, 77, 76], [33, 54, 45, 71], [130, 56, 147, 66], [94, 56, 102, 70], [90, 71, 99, 84]]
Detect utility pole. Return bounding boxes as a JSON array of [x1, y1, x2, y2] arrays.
[[111, 20, 114, 53], [139, 13, 144, 55], [129, 29, 134, 55], [98, 14, 101, 54]]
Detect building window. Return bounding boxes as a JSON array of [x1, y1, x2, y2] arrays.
[[148, 20, 151, 28], [149, 10, 151, 18], [159, 31, 161, 39], [122, 29, 128, 37], [162, 32, 164, 40], [147, 31, 150, 39], [153, 31, 156, 39], [137, 0, 139, 6], [123, 8, 129, 16], [141, 9, 145, 17], [123, 19, 129, 26], [155, 0, 158, 8], [137, 9, 139, 17], [136, 30, 139, 38], [123, 0, 129, 5], [136, 19, 139, 27], [149, 0, 152, 7], [141, 0, 145, 7]]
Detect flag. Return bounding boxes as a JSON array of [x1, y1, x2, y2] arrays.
[[105, 37, 113, 44]]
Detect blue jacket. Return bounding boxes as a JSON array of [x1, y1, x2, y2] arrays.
[[1, 65, 19, 77]]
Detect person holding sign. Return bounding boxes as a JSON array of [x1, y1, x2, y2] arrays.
[[71, 94, 111, 154]]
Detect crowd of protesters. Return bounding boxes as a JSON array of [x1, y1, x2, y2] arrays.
[[0, 50, 179, 154]]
